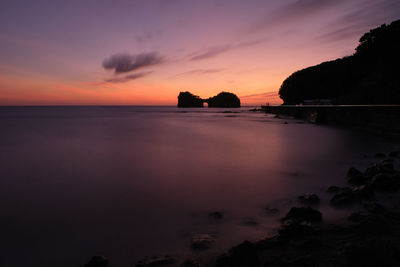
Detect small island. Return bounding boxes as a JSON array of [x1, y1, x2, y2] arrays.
[[177, 91, 241, 108]]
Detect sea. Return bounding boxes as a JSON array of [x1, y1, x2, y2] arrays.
[[0, 106, 398, 267]]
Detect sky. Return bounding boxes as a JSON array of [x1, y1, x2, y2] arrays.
[[0, 0, 399, 105]]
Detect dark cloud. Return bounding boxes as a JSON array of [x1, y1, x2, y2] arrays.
[[190, 38, 267, 60], [104, 71, 152, 83], [102, 52, 163, 73]]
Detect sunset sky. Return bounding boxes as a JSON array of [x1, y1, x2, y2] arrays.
[[1, 0, 399, 105]]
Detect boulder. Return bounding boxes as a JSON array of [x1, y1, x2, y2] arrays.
[[214, 241, 258, 267], [370, 173, 398, 190], [330, 186, 373, 207], [298, 194, 320, 205], [209, 211, 223, 220], [352, 185, 374, 199], [242, 217, 259, 226], [281, 207, 322, 223], [389, 151, 400, 158], [136, 255, 175, 267], [330, 188, 357, 206], [265, 207, 279, 215], [348, 212, 369, 222], [191, 234, 215, 249], [364, 164, 380, 178], [375, 153, 386, 158], [84, 256, 108, 267], [345, 241, 400, 267], [278, 220, 317, 238], [326, 185, 341, 193], [363, 201, 386, 214], [347, 167, 366, 185], [380, 161, 394, 173], [181, 259, 200, 267]]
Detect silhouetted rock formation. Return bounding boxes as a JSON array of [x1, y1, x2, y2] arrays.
[[177, 91, 204, 107], [177, 91, 241, 108], [279, 19, 400, 105], [206, 92, 241, 108]]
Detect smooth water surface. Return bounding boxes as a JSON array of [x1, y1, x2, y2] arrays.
[[0, 106, 397, 267]]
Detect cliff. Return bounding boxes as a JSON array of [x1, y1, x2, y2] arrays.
[[279, 19, 400, 105]]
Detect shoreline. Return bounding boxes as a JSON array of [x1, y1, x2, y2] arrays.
[[183, 150, 400, 267], [82, 117, 400, 267], [261, 105, 400, 137]]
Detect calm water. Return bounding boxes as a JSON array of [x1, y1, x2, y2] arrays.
[[0, 106, 397, 267]]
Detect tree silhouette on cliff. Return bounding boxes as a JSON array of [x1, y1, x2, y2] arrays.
[[279, 19, 400, 105]]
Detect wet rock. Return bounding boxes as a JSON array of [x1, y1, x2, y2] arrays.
[[286, 255, 318, 267], [209, 211, 223, 220], [281, 207, 322, 223], [349, 214, 391, 234], [214, 241, 258, 267], [380, 161, 394, 173], [375, 153, 386, 158], [242, 217, 259, 226], [389, 151, 400, 158], [191, 234, 215, 249], [181, 259, 200, 267], [297, 238, 322, 250], [364, 164, 380, 178], [330, 188, 357, 206], [278, 220, 317, 238], [136, 255, 175, 266], [348, 212, 369, 222], [345, 241, 400, 267], [298, 194, 320, 205], [265, 207, 279, 215], [370, 173, 398, 190], [84, 256, 108, 267], [352, 184, 375, 199], [326, 185, 341, 193], [363, 201, 386, 214], [254, 235, 282, 249], [347, 167, 366, 185], [228, 241, 258, 267]]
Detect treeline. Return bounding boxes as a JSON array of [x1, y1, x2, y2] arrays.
[[279, 19, 400, 105]]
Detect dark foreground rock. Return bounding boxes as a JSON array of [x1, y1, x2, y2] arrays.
[[84, 256, 108, 267], [281, 207, 322, 223], [136, 255, 175, 266], [191, 234, 216, 249], [209, 156, 400, 267], [298, 194, 320, 205], [209, 211, 223, 220], [211, 206, 400, 267]]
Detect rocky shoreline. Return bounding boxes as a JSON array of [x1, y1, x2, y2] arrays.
[[83, 151, 400, 267]]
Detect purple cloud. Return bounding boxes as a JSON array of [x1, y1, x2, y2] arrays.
[[102, 52, 163, 73], [104, 71, 153, 83]]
